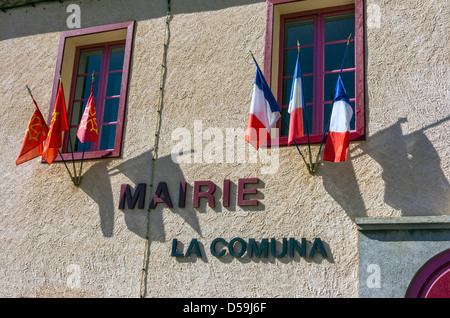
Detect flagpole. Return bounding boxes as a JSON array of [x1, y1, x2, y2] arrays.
[[25, 85, 33, 101], [59, 72, 79, 184], [293, 138, 310, 172], [58, 149, 76, 180], [311, 33, 352, 173], [25, 85, 38, 111], [297, 40, 313, 172], [25, 85, 42, 110], [75, 143, 85, 186]]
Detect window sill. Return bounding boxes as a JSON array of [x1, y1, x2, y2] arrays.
[[42, 149, 117, 163], [266, 130, 365, 147]]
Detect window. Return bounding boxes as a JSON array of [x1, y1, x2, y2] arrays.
[[48, 21, 134, 161], [264, 0, 364, 146], [67, 42, 125, 153]]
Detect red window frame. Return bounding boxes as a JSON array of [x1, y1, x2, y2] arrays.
[[48, 21, 134, 161], [264, 0, 365, 146]]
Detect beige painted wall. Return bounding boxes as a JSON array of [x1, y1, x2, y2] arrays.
[[0, 0, 448, 297]]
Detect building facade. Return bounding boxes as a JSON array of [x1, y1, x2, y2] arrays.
[[0, 0, 448, 298]]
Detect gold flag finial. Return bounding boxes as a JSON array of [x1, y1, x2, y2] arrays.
[[347, 33, 352, 45], [297, 40, 301, 52]]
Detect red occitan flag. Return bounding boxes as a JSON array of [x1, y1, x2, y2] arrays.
[[42, 82, 69, 165], [16, 97, 49, 165], [76, 82, 98, 143]]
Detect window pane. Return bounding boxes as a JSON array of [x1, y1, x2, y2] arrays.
[[324, 41, 354, 72], [304, 105, 313, 134], [324, 13, 354, 43], [284, 18, 314, 48], [299, 46, 314, 75], [68, 127, 78, 151], [350, 102, 356, 130], [283, 46, 314, 76], [283, 49, 296, 76], [323, 103, 332, 132], [70, 101, 84, 126], [74, 75, 99, 100], [302, 75, 313, 104], [281, 108, 290, 136], [105, 72, 123, 97], [103, 98, 119, 123], [99, 124, 116, 150], [77, 139, 93, 152], [109, 47, 125, 71], [349, 101, 355, 131], [324, 71, 355, 101], [282, 77, 293, 106], [77, 49, 103, 74]]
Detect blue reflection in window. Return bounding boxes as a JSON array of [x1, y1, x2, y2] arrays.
[[100, 125, 116, 150]]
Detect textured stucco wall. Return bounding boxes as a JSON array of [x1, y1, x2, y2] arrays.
[[0, 0, 448, 298]]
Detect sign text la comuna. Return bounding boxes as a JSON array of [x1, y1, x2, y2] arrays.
[[118, 177, 328, 260]]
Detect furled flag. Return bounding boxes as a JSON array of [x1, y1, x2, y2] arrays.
[[42, 82, 69, 165], [16, 94, 49, 165], [245, 59, 281, 150], [76, 81, 98, 143], [323, 75, 353, 162], [287, 49, 305, 145]]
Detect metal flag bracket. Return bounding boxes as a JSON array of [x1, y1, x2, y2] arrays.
[[301, 93, 334, 175]]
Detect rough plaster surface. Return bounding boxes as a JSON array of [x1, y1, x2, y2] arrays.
[[0, 0, 448, 298]]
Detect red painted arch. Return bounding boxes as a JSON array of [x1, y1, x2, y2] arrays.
[[406, 249, 450, 298]]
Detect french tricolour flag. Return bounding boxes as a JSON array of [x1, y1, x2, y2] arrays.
[[323, 75, 354, 162], [287, 51, 305, 145], [245, 61, 281, 150]]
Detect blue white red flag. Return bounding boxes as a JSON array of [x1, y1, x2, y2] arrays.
[[323, 75, 353, 162], [287, 51, 305, 145], [245, 61, 281, 149]]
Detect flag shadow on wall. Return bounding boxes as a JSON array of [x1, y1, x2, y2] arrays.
[[113, 149, 204, 240], [79, 149, 202, 239], [318, 116, 450, 218]]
